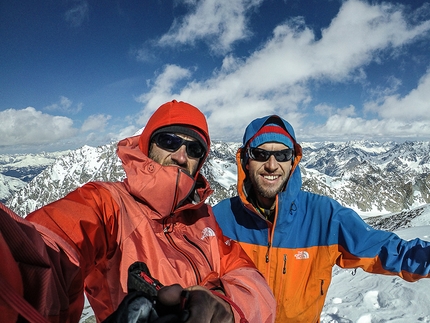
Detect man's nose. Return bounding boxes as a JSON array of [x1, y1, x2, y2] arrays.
[[170, 145, 188, 164], [265, 155, 279, 170]]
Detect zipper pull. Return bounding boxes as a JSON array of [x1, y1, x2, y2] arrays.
[[283, 254, 287, 274], [163, 214, 175, 233], [265, 242, 271, 263]]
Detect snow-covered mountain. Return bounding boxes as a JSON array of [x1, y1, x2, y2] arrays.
[[0, 150, 70, 202], [5, 145, 124, 216], [0, 173, 26, 202], [3, 140, 430, 218], [301, 140, 430, 216]]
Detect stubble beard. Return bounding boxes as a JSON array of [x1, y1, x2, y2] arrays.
[[251, 175, 285, 200]]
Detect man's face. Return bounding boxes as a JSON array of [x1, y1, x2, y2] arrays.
[[149, 133, 201, 176], [246, 142, 293, 208]]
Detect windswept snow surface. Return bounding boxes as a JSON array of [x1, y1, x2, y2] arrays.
[[322, 227, 430, 322]]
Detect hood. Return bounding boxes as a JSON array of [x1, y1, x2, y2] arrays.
[[236, 115, 303, 210], [117, 135, 213, 216], [138, 100, 210, 177]]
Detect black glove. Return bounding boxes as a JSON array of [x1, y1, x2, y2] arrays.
[[103, 262, 189, 323], [155, 284, 234, 323], [103, 262, 234, 323], [103, 290, 159, 323]]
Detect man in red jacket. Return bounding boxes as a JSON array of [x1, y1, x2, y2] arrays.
[[0, 100, 276, 323]]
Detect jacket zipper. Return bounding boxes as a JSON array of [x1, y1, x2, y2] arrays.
[[162, 170, 206, 285], [164, 230, 202, 284], [184, 234, 213, 271], [283, 254, 287, 274], [265, 242, 271, 263]]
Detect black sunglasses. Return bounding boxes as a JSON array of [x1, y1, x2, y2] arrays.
[[152, 133, 205, 159], [248, 147, 294, 162]]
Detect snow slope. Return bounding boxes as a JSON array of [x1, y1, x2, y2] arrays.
[[322, 207, 430, 323]]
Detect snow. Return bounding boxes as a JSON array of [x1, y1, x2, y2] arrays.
[[0, 173, 26, 201], [321, 224, 430, 323], [209, 158, 237, 189]]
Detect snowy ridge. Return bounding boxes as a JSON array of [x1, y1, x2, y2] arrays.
[[6, 144, 124, 216], [3, 140, 430, 217], [0, 150, 70, 202], [301, 140, 430, 215], [0, 173, 26, 202]]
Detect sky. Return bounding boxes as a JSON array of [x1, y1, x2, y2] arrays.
[[1, 0, 430, 154]]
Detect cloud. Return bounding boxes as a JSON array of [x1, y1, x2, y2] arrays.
[[364, 68, 430, 121], [158, 0, 263, 53], [131, 46, 157, 63], [81, 114, 111, 132], [306, 114, 430, 142], [138, 0, 430, 142], [135, 64, 192, 125], [114, 125, 141, 142], [44, 96, 83, 114], [0, 107, 78, 147], [65, 0, 89, 28]]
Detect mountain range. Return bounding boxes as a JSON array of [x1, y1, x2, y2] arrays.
[[1, 140, 430, 221]]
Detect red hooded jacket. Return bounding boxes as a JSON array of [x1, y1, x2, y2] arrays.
[[2, 100, 275, 323]]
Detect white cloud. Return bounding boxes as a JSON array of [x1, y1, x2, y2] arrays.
[[81, 114, 111, 132], [65, 0, 89, 28], [364, 69, 430, 121], [305, 114, 430, 142], [135, 64, 192, 125], [0, 107, 78, 147], [314, 103, 335, 117], [158, 0, 263, 53], [44, 96, 82, 114], [114, 125, 141, 142], [138, 0, 430, 142]]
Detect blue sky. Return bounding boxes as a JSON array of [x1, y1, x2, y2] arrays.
[[1, 0, 430, 154]]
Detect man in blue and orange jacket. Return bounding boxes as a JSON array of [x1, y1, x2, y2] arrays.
[[213, 114, 430, 323]]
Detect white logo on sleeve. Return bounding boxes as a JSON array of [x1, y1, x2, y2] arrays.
[[294, 251, 310, 259], [201, 227, 216, 240]]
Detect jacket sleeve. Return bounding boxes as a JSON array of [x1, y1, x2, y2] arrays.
[[209, 217, 276, 323], [26, 183, 120, 320], [0, 201, 85, 323], [330, 201, 430, 281]]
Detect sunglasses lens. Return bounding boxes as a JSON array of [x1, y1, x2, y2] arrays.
[[274, 150, 293, 162], [155, 133, 183, 151], [250, 148, 270, 162], [154, 133, 205, 159], [186, 142, 205, 159], [249, 148, 293, 162]]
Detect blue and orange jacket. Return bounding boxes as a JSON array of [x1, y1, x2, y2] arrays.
[[213, 115, 430, 323]]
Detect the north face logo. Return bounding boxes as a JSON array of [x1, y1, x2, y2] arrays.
[[294, 251, 309, 259], [201, 227, 216, 240]]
